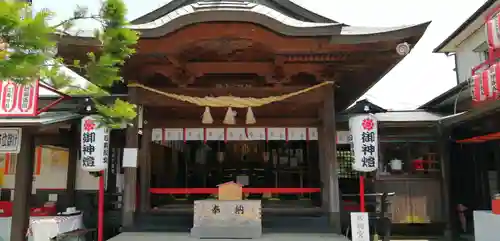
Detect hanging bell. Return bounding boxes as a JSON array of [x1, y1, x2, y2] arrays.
[[223, 107, 236, 125], [201, 106, 213, 124], [245, 107, 256, 124]]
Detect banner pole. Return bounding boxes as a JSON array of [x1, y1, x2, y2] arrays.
[[359, 174, 365, 212], [98, 171, 105, 241]]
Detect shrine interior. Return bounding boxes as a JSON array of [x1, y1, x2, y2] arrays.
[[148, 140, 360, 212]]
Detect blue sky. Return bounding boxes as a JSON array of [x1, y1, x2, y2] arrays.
[[33, 0, 487, 109]]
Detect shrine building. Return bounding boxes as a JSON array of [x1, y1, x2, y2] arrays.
[[56, 0, 429, 234]]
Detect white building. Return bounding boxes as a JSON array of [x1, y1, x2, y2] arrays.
[[436, 0, 499, 84], [421, 0, 499, 111]]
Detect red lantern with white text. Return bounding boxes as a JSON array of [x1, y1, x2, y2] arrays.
[[486, 13, 500, 49], [0, 80, 39, 117], [471, 74, 486, 103], [489, 63, 500, 99]]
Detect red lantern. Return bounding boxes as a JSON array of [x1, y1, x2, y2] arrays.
[[486, 13, 500, 50], [482, 69, 491, 100], [471, 74, 486, 103], [489, 63, 500, 99]]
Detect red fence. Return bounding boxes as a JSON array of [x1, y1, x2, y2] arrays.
[[149, 187, 321, 194]]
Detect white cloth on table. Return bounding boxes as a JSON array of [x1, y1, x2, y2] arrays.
[[28, 214, 83, 241]]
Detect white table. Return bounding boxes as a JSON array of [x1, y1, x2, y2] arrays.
[[28, 214, 84, 241], [474, 210, 500, 241]]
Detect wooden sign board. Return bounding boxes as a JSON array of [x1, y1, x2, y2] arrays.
[[218, 182, 242, 201], [0, 128, 21, 154]]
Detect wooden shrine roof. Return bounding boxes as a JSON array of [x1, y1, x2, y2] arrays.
[[0, 112, 80, 127], [131, 0, 338, 25], [61, 0, 429, 41], [56, 0, 430, 124]]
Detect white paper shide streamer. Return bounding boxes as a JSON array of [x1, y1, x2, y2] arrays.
[[80, 115, 110, 171], [349, 115, 378, 172]]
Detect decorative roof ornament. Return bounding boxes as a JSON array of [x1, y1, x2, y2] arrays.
[[245, 107, 256, 124], [396, 42, 411, 56], [128, 81, 332, 108], [128, 81, 333, 125], [223, 107, 236, 125], [202, 106, 214, 124]]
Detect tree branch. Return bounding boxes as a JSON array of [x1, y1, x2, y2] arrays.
[[51, 15, 103, 29]]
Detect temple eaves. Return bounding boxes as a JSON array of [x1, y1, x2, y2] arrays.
[[124, 1, 430, 40], [130, 0, 337, 25], [59, 1, 430, 48]]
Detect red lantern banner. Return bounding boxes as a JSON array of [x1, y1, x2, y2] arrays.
[[0, 80, 39, 117], [486, 12, 500, 49], [471, 64, 500, 103]]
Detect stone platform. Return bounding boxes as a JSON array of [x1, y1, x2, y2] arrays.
[[190, 200, 262, 239]]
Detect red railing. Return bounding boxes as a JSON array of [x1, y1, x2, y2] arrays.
[[456, 131, 500, 143], [149, 187, 321, 194]]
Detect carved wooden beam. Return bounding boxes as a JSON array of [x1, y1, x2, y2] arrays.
[[265, 56, 293, 86], [140, 86, 320, 96], [165, 55, 201, 86], [138, 62, 326, 82]]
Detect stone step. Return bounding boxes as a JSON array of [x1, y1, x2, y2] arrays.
[[191, 226, 262, 239], [133, 213, 333, 233]]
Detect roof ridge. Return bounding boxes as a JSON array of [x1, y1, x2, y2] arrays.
[[130, 0, 339, 25]]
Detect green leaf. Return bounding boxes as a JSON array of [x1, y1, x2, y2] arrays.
[[0, 0, 139, 127]]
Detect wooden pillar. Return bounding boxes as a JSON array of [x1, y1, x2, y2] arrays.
[[139, 122, 151, 212], [320, 85, 341, 233], [10, 129, 35, 241], [65, 122, 79, 207], [438, 126, 454, 241], [317, 122, 328, 209], [122, 87, 139, 228]]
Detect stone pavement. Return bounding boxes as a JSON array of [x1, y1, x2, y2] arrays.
[[109, 232, 350, 241], [108, 233, 467, 241]]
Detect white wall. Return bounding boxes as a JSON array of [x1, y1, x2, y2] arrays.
[[455, 24, 488, 83], [0, 147, 98, 191]]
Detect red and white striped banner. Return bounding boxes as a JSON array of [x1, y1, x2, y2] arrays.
[[486, 12, 500, 49], [471, 63, 500, 103], [0, 80, 39, 117]]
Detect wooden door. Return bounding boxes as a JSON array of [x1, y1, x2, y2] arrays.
[[408, 179, 444, 223], [375, 180, 411, 223]]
